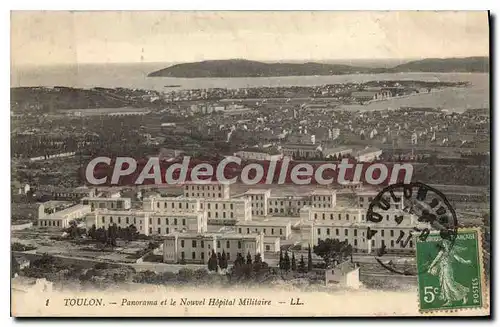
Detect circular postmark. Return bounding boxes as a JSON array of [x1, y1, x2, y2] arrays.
[[365, 182, 458, 276]]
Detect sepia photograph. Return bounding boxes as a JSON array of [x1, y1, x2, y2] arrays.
[[10, 10, 490, 317]]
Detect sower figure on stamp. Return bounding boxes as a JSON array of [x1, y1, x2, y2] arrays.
[[428, 240, 471, 306]]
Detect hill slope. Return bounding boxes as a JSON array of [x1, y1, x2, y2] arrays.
[[390, 57, 489, 73], [148, 59, 372, 78], [148, 57, 489, 78]]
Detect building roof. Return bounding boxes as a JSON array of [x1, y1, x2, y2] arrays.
[[181, 181, 230, 186], [351, 91, 379, 98], [355, 147, 382, 156], [282, 143, 321, 150], [82, 197, 131, 202], [151, 195, 198, 202], [165, 231, 262, 240], [244, 189, 272, 195], [43, 204, 89, 220], [235, 148, 281, 155], [202, 198, 247, 203], [236, 218, 292, 227], [310, 189, 336, 196], [322, 147, 353, 156], [305, 206, 364, 214]]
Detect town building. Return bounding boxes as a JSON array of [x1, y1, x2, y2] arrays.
[[243, 189, 271, 217], [324, 261, 361, 289], [235, 218, 292, 240], [88, 209, 207, 236], [263, 236, 281, 253], [322, 147, 353, 159], [233, 149, 283, 161], [144, 194, 252, 225], [354, 147, 382, 162], [287, 133, 316, 145], [281, 143, 323, 159], [298, 189, 429, 254], [265, 189, 336, 216], [81, 197, 132, 211], [50, 186, 96, 201], [203, 197, 252, 224], [351, 90, 391, 103], [163, 232, 265, 264], [183, 182, 230, 199], [38, 204, 91, 229], [143, 196, 201, 214]]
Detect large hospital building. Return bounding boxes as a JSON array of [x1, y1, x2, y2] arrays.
[[38, 181, 429, 264]]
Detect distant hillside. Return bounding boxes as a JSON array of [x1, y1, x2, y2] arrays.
[[148, 57, 489, 78], [389, 57, 489, 73], [148, 59, 372, 78]]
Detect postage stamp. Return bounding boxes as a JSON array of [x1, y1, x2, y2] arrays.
[[416, 228, 487, 313], [10, 11, 490, 317]]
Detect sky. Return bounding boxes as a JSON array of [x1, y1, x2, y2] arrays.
[[11, 11, 489, 67]]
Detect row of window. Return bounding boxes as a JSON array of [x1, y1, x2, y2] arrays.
[[311, 196, 332, 201], [186, 185, 223, 191], [314, 213, 355, 220], [178, 239, 243, 249], [100, 216, 187, 226], [372, 239, 414, 248], [266, 201, 332, 209], [207, 212, 234, 219], [155, 202, 195, 210], [151, 227, 171, 234], [179, 251, 231, 260], [252, 210, 265, 216], [318, 228, 355, 237], [189, 193, 223, 198], [269, 200, 311, 206], [87, 200, 126, 208], [206, 203, 234, 210], [316, 238, 414, 248], [40, 220, 61, 227], [317, 228, 404, 238], [238, 227, 283, 235], [156, 201, 238, 211]]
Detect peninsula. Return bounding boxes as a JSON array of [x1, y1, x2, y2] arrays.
[[148, 57, 489, 78]]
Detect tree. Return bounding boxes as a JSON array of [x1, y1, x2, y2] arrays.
[[253, 253, 263, 273], [67, 221, 80, 239], [88, 224, 97, 239], [307, 245, 313, 271], [234, 253, 245, 268], [291, 252, 297, 271], [313, 238, 349, 267], [128, 224, 138, 240], [246, 252, 252, 265], [298, 255, 306, 273], [283, 251, 291, 272], [208, 250, 218, 272], [220, 250, 227, 270], [11, 254, 20, 278], [279, 250, 284, 270], [106, 224, 118, 247], [346, 244, 354, 262]]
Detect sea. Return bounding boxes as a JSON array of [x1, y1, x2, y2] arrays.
[[11, 63, 489, 113]]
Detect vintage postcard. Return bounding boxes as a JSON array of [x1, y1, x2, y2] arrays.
[[10, 11, 490, 317]]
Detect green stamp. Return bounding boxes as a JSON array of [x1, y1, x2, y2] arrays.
[[416, 229, 484, 312]]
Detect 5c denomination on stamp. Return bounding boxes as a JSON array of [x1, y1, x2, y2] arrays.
[[416, 228, 487, 313]]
